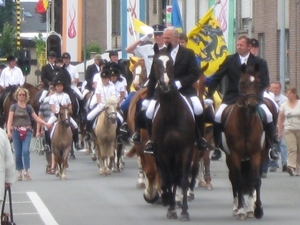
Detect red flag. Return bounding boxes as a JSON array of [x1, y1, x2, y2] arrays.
[[36, 0, 49, 14]]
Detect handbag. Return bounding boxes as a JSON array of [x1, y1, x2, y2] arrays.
[[1, 186, 16, 225]]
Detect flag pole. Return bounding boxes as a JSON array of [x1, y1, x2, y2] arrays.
[[213, 0, 221, 9], [127, 8, 137, 41]]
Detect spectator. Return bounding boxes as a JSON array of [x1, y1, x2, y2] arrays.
[[277, 87, 300, 176]]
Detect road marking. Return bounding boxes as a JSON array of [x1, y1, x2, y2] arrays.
[[27, 192, 59, 225]]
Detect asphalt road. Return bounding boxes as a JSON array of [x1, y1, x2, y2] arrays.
[[4, 141, 300, 225]]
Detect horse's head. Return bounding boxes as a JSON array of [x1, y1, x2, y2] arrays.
[[132, 58, 147, 90], [152, 43, 174, 93], [104, 95, 119, 124], [58, 104, 71, 127], [238, 64, 261, 113]]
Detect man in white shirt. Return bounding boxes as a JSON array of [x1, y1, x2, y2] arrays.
[[0, 56, 25, 114]]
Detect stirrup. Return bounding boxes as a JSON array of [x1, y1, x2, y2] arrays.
[[144, 140, 154, 154], [131, 132, 141, 143], [197, 137, 208, 151], [268, 148, 279, 161]]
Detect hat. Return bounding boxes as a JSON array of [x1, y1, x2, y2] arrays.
[[48, 51, 57, 58], [53, 78, 65, 86], [110, 68, 120, 77], [100, 69, 111, 78], [62, 52, 71, 59], [109, 50, 118, 58], [7, 55, 16, 62], [99, 59, 107, 66], [250, 38, 259, 48], [108, 62, 122, 72], [94, 54, 102, 60], [152, 24, 165, 35]]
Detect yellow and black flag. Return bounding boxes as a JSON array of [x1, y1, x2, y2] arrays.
[[187, 6, 228, 77]]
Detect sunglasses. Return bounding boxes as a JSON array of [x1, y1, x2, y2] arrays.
[[18, 93, 25, 96]]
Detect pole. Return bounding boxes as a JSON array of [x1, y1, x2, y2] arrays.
[[51, 0, 55, 31], [16, 0, 21, 50], [279, 0, 286, 92], [83, 0, 87, 76]]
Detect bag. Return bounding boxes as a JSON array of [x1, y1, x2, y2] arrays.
[[1, 186, 16, 225], [18, 127, 27, 141]]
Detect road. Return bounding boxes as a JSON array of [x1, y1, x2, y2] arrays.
[[5, 141, 300, 225]]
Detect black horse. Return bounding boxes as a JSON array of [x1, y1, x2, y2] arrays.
[[151, 45, 195, 220]]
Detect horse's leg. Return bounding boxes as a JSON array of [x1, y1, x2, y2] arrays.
[[116, 142, 123, 172], [69, 143, 76, 159], [136, 154, 146, 189], [227, 157, 240, 217], [251, 153, 264, 219], [197, 158, 206, 187], [167, 185, 178, 219], [61, 147, 71, 180], [180, 162, 191, 221], [203, 149, 213, 190], [188, 149, 200, 201]]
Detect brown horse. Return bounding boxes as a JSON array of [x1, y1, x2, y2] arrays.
[[94, 95, 118, 175], [221, 64, 265, 220], [151, 46, 196, 220], [130, 58, 148, 91], [51, 105, 73, 180], [126, 88, 161, 203]]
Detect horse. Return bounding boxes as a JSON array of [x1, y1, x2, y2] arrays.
[[126, 88, 161, 203], [130, 57, 148, 91], [94, 95, 119, 175], [51, 105, 73, 180], [151, 45, 196, 220], [221, 64, 265, 220]]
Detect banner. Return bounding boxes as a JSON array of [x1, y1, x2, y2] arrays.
[[62, 0, 82, 61], [132, 18, 153, 35], [171, 0, 183, 33], [187, 7, 229, 77], [35, 0, 49, 14]]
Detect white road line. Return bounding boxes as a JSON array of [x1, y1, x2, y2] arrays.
[[27, 192, 59, 225]]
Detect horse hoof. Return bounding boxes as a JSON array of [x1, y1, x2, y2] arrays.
[[237, 213, 246, 220], [254, 207, 264, 219], [198, 181, 207, 187], [106, 168, 112, 175], [136, 181, 146, 189], [179, 213, 190, 221], [233, 209, 238, 216], [92, 155, 97, 161], [247, 211, 254, 218], [187, 193, 195, 201], [70, 154, 76, 159], [143, 191, 159, 204], [61, 176, 67, 180], [55, 172, 60, 177], [206, 183, 213, 190], [167, 210, 178, 219]]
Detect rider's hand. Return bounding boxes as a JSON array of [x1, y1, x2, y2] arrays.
[[36, 132, 41, 137], [204, 98, 214, 106], [175, 81, 182, 90], [140, 33, 153, 42], [7, 132, 12, 140]]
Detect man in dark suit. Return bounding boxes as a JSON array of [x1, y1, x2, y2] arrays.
[[84, 54, 102, 94], [207, 35, 278, 160], [39, 51, 57, 103], [138, 27, 207, 154]]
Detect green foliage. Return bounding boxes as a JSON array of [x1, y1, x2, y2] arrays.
[[34, 32, 46, 58], [82, 41, 102, 60], [0, 0, 14, 31], [0, 23, 16, 57]]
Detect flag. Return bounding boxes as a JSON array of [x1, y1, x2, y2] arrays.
[[187, 7, 229, 77], [36, 0, 49, 14], [132, 18, 154, 35], [171, 0, 183, 33]]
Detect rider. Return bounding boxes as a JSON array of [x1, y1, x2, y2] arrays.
[[206, 35, 279, 161], [61, 52, 85, 121], [39, 51, 57, 103], [0, 56, 25, 115], [48, 76, 80, 150], [0, 63, 6, 76], [132, 26, 208, 154], [83, 54, 102, 97], [85, 69, 117, 140]]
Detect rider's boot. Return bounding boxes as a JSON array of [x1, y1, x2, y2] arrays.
[[195, 114, 208, 151], [79, 99, 86, 122], [211, 121, 223, 161], [265, 122, 280, 161], [144, 118, 154, 154], [119, 122, 129, 141], [85, 120, 93, 141], [44, 130, 51, 153], [73, 128, 81, 150], [131, 109, 146, 143]]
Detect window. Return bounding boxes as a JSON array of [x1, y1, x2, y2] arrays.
[[112, 0, 120, 35]]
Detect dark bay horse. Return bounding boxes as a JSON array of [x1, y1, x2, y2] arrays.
[[151, 46, 195, 220], [221, 64, 265, 220], [51, 105, 73, 180]]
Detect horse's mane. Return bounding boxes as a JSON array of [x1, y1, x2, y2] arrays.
[[106, 95, 119, 106]]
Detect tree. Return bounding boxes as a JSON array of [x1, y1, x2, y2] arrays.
[[0, 0, 14, 32], [82, 41, 102, 60], [0, 23, 16, 57]]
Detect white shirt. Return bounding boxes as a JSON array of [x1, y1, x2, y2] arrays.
[[95, 82, 117, 105], [239, 53, 250, 64], [171, 44, 180, 62], [0, 66, 25, 87], [112, 80, 126, 98], [49, 92, 71, 113], [275, 93, 288, 106], [65, 64, 79, 83], [134, 44, 154, 77]]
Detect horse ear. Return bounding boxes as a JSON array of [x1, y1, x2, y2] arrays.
[[241, 64, 247, 73], [254, 63, 260, 72], [167, 43, 173, 53], [153, 43, 159, 54]]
